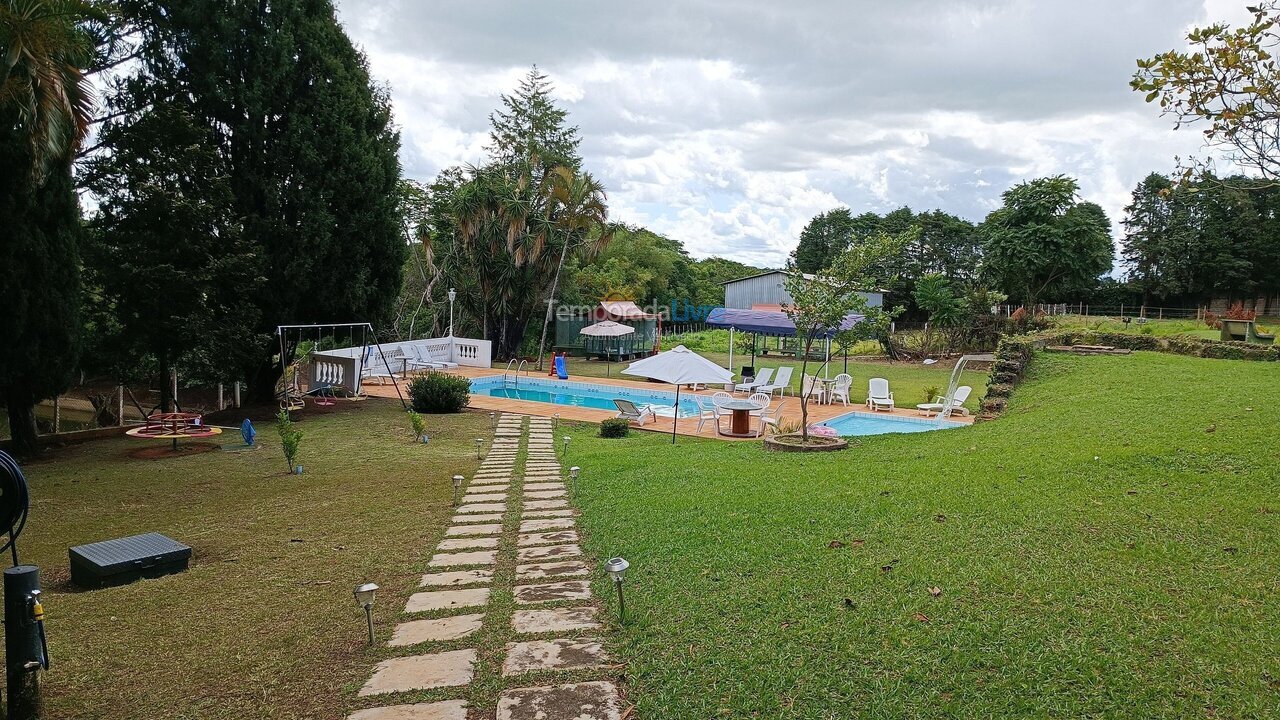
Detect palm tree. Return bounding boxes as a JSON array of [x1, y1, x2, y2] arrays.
[[0, 0, 97, 179], [535, 166, 613, 368]]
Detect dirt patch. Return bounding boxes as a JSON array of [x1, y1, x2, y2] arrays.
[[126, 442, 220, 460]]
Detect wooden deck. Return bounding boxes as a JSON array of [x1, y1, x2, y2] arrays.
[[362, 366, 973, 441]]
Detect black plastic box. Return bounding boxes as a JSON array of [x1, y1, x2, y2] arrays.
[[69, 532, 192, 589]]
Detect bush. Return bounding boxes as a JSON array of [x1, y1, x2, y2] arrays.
[[599, 418, 630, 438], [407, 410, 427, 439], [276, 409, 303, 472], [409, 372, 471, 413]]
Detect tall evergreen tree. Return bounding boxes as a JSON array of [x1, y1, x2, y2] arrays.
[[487, 65, 581, 171], [84, 103, 261, 411], [793, 208, 854, 273], [113, 0, 405, 399], [0, 0, 97, 454]]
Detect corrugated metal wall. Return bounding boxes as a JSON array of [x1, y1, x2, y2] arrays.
[[723, 272, 884, 309]]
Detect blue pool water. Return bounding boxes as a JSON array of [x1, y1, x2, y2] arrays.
[[821, 410, 965, 436], [469, 377, 701, 418]]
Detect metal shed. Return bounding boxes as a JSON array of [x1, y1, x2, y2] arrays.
[[721, 270, 883, 310]]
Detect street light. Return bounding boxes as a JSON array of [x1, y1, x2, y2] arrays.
[[447, 288, 457, 337], [452, 474, 464, 506], [569, 466, 580, 496], [354, 582, 379, 644], [603, 557, 630, 622], [474, 437, 484, 459]]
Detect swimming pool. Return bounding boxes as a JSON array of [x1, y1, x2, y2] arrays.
[[469, 376, 701, 418], [820, 410, 965, 436]]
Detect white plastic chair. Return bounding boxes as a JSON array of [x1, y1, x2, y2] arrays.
[[711, 391, 734, 408], [695, 396, 723, 433], [830, 373, 852, 406], [867, 377, 894, 411], [747, 391, 771, 418], [918, 385, 972, 417], [801, 374, 827, 404], [613, 398, 655, 426], [758, 400, 787, 436]]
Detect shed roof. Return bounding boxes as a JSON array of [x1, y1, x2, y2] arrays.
[[599, 300, 660, 320]]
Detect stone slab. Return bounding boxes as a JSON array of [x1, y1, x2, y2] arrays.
[[517, 544, 581, 562], [347, 700, 468, 720], [518, 530, 579, 547], [405, 587, 490, 613], [523, 483, 565, 492], [522, 504, 578, 515], [502, 638, 611, 675], [429, 550, 498, 567], [524, 490, 565, 500], [446, 523, 503, 536], [523, 499, 569, 511], [451, 513, 504, 524], [437, 537, 498, 551], [389, 613, 484, 646], [358, 649, 476, 696], [461, 492, 507, 502], [513, 580, 593, 605], [496, 681, 621, 720], [457, 503, 507, 514], [420, 569, 492, 587], [515, 560, 590, 580], [511, 605, 599, 634], [519, 518, 575, 533]]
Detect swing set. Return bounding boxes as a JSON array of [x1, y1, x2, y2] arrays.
[[275, 323, 408, 413]]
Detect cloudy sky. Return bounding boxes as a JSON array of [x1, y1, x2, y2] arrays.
[[334, 0, 1250, 269]]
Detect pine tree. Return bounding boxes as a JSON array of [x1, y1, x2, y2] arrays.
[[487, 66, 581, 171], [112, 0, 406, 398]]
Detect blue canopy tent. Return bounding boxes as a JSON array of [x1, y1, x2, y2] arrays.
[[705, 307, 864, 378]]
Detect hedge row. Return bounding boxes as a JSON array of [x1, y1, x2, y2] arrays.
[[979, 330, 1278, 417]]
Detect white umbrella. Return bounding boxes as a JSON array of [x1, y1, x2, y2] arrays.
[[579, 321, 636, 376], [623, 345, 735, 443]]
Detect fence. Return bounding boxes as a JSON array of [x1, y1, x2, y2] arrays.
[[994, 304, 1208, 320]]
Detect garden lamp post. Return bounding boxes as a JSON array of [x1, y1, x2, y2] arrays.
[[447, 288, 456, 337], [553, 413, 560, 430], [474, 438, 484, 460], [354, 582, 379, 644], [569, 466, 580, 496], [604, 557, 630, 622], [562, 435, 570, 458], [489, 412, 497, 430], [452, 475, 463, 506]]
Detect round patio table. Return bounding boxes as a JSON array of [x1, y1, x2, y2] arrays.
[[719, 399, 764, 437]]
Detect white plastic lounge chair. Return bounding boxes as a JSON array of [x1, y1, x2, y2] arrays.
[[917, 385, 972, 417], [426, 344, 459, 369], [613, 398, 655, 426], [802, 374, 827, 405], [695, 396, 723, 433], [759, 366, 793, 396], [758, 400, 787, 436], [830, 373, 852, 406], [734, 367, 773, 394], [867, 377, 894, 411], [406, 345, 444, 372], [363, 348, 404, 384]]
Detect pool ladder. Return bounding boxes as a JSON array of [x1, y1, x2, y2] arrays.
[[501, 359, 529, 389]]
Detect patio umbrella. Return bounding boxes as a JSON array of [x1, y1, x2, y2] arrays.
[[579, 321, 635, 377], [623, 345, 735, 443]]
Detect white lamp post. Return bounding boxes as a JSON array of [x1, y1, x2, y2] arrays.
[[569, 465, 580, 496], [489, 412, 497, 430], [447, 287, 457, 337], [474, 437, 484, 460], [561, 435, 570, 458], [353, 582, 379, 644], [603, 557, 630, 621], [452, 474, 464, 506], [553, 413, 560, 430]]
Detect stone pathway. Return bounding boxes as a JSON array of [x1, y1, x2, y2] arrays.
[[349, 414, 624, 719]]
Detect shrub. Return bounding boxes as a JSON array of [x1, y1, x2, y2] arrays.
[[923, 385, 940, 403], [1224, 301, 1257, 321], [1204, 310, 1221, 329], [599, 418, 630, 438], [409, 372, 471, 413], [407, 410, 427, 439], [276, 409, 303, 472]]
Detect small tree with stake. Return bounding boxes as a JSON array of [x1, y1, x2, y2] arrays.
[[783, 231, 908, 443]]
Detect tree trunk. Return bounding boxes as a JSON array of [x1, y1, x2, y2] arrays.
[[535, 243, 571, 370], [5, 390, 39, 457], [159, 354, 174, 413]]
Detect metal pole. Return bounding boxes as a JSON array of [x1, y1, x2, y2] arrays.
[[614, 579, 625, 622], [5, 565, 45, 720], [217, 384, 224, 411], [116, 385, 125, 426], [364, 605, 374, 644], [52, 397, 60, 434], [234, 382, 242, 409]]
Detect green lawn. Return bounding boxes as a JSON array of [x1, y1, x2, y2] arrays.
[[14, 401, 487, 719], [567, 351, 1280, 717]]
